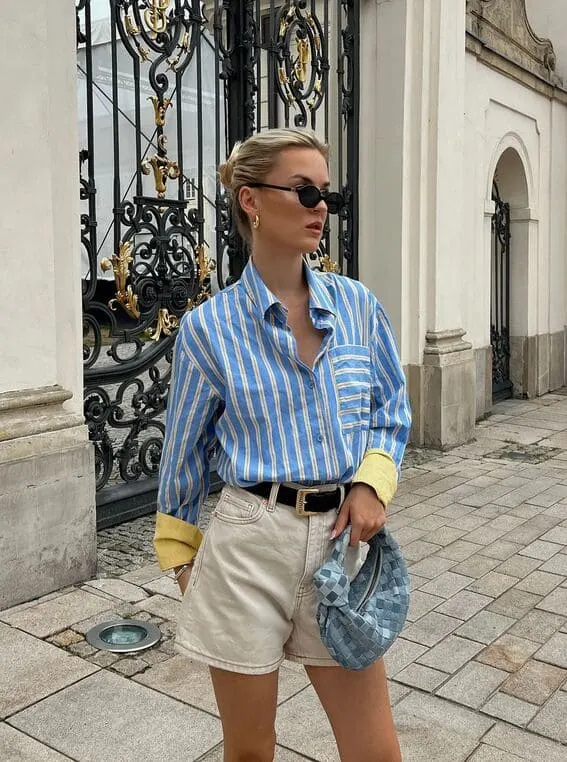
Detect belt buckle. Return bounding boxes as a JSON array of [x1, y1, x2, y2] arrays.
[[296, 487, 321, 517]]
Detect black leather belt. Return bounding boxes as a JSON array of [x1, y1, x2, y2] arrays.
[[243, 482, 351, 516]]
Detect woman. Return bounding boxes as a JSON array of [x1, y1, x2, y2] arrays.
[[154, 127, 411, 762]]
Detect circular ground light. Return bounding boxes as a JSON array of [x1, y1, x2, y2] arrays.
[[85, 620, 162, 653]]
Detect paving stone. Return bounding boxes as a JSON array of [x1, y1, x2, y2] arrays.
[[505, 520, 561, 545], [133, 594, 180, 622], [437, 662, 508, 708], [408, 573, 428, 591], [526, 486, 567, 508], [460, 485, 524, 508], [528, 691, 567, 744], [0, 622, 98, 717], [84, 578, 149, 603], [534, 632, 567, 668], [447, 515, 490, 532], [393, 663, 448, 692], [501, 659, 567, 704], [539, 525, 567, 545], [88, 650, 120, 667], [401, 612, 462, 647], [536, 587, 567, 616], [68, 641, 97, 658], [540, 553, 567, 576], [422, 526, 467, 546], [46, 629, 84, 647], [110, 657, 149, 677], [437, 540, 485, 562], [387, 681, 411, 706], [481, 692, 538, 727], [519, 540, 564, 561], [417, 635, 484, 674], [435, 590, 493, 620], [406, 591, 444, 622], [200, 745, 307, 761], [140, 648, 172, 666], [515, 570, 565, 596], [418, 572, 475, 599], [403, 539, 444, 562], [407, 556, 456, 579], [0, 590, 114, 639], [0, 724, 69, 760], [141, 575, 183, 601], [392, 692, 494, 762], [466, 745, 525, 762], [393, 525, 428, 546], [383, 637, 429, 676], [456, 611, 516, 644], [120, 562, 164, 585], [452, 555, 502, 579], [275, 685, 340, 761], [410, 514, 448, 532], [495, 554, 542, 578], [475, 634, 539, 672], [487, 589, 542, 619], [9, 670, 222, 762], [136, 654, 309, 716], [434, 501, 477, 516], [479, 541, 524, 561], [509, 610, 565, 643], [468, 572, 520, 598], [71, 610, 127, 636]]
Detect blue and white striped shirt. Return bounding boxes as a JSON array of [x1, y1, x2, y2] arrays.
[[157, 259, 411, 541]]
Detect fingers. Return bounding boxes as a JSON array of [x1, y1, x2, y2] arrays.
[[330, 502, 350, 539]]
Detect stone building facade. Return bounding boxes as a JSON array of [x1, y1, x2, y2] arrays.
[[358, 0, 567, 448]]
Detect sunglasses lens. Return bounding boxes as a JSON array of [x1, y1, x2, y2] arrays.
[[297, 186, 322, 208], [325, 192, 344, 215]]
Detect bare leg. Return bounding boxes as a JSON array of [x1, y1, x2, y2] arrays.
[[209, 667, 279, 762], [306, 659, 401, 762]]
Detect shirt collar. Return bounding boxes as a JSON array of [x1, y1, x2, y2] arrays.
[[240, 257, 337, 320]]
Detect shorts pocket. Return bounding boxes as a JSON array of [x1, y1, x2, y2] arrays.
[[186, 529, 211, 594], [329, 345, 371, 432], [213, 486, 265, 525]]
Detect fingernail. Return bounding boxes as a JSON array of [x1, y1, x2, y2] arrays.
[[330, 530, 337, 539]]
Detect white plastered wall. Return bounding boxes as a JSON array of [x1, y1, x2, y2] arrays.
[[462, 51, 567, 357], [0, 0, 83, 414]]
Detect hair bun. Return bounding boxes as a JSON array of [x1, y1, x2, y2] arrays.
[[218, 141, 242, 191]]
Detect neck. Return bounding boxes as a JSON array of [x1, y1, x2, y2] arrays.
[[251, 247, 307, 302]]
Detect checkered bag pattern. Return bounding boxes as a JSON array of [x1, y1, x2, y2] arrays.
[[313, 526, 410, 670]]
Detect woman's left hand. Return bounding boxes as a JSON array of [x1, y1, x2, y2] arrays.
[[331, 483, 386, 545]]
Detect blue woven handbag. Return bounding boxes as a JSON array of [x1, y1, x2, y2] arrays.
[[313, 526, 410, 670]]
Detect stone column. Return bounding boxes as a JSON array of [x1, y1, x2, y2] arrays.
[[358, 0, 474, 448], [0, 0, 96, 609]]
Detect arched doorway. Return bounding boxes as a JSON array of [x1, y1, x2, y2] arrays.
[[491, 181, 512, 400], [489, 146, 531, 403]]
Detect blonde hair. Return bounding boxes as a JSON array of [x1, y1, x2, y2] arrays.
[[218, 128, 329, 242]]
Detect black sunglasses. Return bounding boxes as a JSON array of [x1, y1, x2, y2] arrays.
[[248, 183, 344, 215]]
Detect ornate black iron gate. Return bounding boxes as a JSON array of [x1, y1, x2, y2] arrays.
[[76, 0, 360, 528], [491, 181, 512, 401]]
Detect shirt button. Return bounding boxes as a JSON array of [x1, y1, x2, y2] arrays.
[[317, 434, 323, 443], [309, 380, 315, 389]]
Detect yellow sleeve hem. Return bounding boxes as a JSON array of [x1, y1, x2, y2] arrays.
[[153, 512, 204, 571], [352, 449, 398, 507]]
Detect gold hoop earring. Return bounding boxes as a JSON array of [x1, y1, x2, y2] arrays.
[[253, 214, 260, 230]]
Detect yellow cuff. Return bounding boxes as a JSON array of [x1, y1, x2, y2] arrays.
[[352, 449, 398, 507], [153, 512, 204, 571]]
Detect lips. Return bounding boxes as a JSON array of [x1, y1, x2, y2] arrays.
[[306, 223, 323, 233]]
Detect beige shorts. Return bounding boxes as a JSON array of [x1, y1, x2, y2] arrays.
[[176, 484, 366, 674]]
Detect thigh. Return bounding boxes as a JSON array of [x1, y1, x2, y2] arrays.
[[210, 667, 279, 762], [305, 660, 401, 762]]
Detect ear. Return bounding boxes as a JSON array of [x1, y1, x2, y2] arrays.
[[238, 186, 258, 220]]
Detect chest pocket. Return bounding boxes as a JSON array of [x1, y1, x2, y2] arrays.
[[329, 345, 372, 432]]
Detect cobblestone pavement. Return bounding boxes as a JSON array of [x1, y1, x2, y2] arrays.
[[2, 396, 567, 761]]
